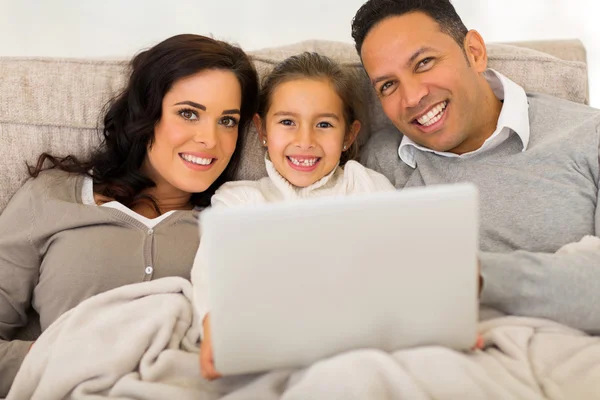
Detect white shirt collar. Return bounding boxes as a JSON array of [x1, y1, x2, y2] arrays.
[[398, 69, 530, 168], [264, 155, 341, 198]]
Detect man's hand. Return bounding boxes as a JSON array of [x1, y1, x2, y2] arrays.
[[472, 259, 484, 350], [478, 259, 483, 298], [199, 314, 222, 380]]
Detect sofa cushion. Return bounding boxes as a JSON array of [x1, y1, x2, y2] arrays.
[[248, 41, 589, 180], [0, 40, 589, 213]]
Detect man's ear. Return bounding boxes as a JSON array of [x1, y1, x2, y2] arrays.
[[253, 114, 267, 146], [344, 120, 362, 150], [464, 30, 488, 73]]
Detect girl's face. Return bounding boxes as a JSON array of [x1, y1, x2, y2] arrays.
[[257, 78, 360, 188], [145, 69, 242, 198]]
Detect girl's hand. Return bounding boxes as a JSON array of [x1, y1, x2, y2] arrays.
[[199, 314, 222, 380], [472, 334, 485, 350]]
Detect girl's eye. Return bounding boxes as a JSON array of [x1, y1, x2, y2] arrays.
[[220, 116, 239, 128], [316, 121, 333, 128], [279, 119, 294, 126], [179, 109, 198, 121]]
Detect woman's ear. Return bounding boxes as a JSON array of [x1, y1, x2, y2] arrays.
[[253, 114, 267, 146], [343, 120, 361, 150]]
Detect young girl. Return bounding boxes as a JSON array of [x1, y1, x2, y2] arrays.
[[191, 52, 395, 379]]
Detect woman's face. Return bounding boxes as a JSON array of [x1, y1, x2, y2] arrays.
[[145, 69, 242, 198]]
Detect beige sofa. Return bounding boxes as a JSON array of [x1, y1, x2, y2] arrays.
[[0, 38, 592, 398], [0, 39, 590, 217]]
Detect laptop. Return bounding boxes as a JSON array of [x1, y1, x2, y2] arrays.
[[199, 183, 479, 375]]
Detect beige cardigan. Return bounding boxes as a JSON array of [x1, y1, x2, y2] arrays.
[[0, 170, 200, 395]]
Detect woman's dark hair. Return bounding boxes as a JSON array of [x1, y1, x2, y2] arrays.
[[351, 0, 468, 56], [29, 34, 259, 210], [257, 52, 364, 165]]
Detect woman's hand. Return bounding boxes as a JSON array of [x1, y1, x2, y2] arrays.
[[199, 314, 222, 380]]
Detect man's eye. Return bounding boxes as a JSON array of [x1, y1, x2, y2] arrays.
[[417, 58, 434, 69], [380, 81, 394, 94]]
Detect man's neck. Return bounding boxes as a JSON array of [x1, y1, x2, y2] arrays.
[[450, 79, 503, 155]]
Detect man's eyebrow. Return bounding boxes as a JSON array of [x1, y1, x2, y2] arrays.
[[406, 46, 436, 68], [370, 46, 437, 87], [174, 101, 206, 110], [371, 74, 394, 87]]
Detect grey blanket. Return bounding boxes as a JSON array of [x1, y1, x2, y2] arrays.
[[8, 278, 600, 399]]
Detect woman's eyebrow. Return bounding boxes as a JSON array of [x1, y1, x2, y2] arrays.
[[174, 101, 206, 110]]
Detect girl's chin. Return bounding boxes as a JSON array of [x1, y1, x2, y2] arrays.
[[287, 177, 324, 188]]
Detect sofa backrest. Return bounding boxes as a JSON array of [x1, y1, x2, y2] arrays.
[[0, 39, 589, 213]]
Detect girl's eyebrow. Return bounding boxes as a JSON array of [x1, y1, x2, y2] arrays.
[[272, 111, 298, 117], [272, 111, 340, 121], [316, 113, 340, 121]]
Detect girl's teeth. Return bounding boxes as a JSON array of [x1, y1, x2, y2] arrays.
[[181, 154, 213, 165], [417, 101, 447, 126], [289, 157, 318, 167]]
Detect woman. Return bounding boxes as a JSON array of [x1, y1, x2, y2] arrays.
[[0, 33, 259, 394]]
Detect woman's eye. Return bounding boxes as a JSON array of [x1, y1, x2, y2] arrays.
[[220, 116, 238, 128], [179, 109, 198, 121], [316, 121, 333, 128], [279, 119, 294, 126]]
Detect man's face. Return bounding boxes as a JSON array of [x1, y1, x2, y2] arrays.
[[361, 12, 491, 154]]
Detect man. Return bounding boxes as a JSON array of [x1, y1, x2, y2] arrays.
[[352, 0, 600, 333]]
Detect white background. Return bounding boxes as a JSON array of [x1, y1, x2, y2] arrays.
[[1, 0, 599, 106]]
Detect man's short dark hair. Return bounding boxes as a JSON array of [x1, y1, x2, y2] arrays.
[[351, 0, 468, 55]]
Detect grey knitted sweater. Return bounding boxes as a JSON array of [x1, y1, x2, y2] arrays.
[[362, 93, 600, 334]]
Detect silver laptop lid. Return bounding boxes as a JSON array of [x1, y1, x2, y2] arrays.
[[200, 183, 479, 375]]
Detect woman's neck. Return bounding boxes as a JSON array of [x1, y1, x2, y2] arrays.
[[136, 187, 193, 218], [136, 158, 194, 217], [93, 185, 193, 219]]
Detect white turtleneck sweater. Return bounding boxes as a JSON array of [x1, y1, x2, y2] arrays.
[[191, 158, 395, 333]]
